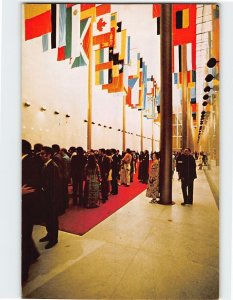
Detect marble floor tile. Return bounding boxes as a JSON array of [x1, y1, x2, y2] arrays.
[[22, 168, 219, 299]]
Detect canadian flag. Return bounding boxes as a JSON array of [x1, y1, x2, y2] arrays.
[[93, 4, 111, 37]]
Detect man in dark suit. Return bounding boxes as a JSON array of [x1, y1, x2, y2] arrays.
[[70, 146, 87, 206], [111, 148, 121, 195], [179, 148, 197, 206], [52, 144, 66, 215], [98, 148, 111, 202], [39, 146, 61, 249], [22, 140, 41, 283]]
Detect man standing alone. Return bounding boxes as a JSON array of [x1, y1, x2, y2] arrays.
[[180, 148, 197, 206], [39, 146, 61, 249]]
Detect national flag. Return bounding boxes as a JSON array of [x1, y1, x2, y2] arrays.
[[65, 6, 72, 59], [57, 4, 66, 47], [93, 6, 114, 49], [57, 46, 66, 61], [101, 22, 127, 93], [42, 33, 51, 52], [156, 90, 161, 107], [80, 4, 96, 20], [66, 4, 76, 9], [186, 43, 192, 71], [174, 73, 178, 84], [147, 79, 153, 95], [191, 103, 197, 112], [71, 17, 92, 68], [152, 4, 196, 71], [24, 4, 51, 40], [114, 29, 127, 61], [172, 4, 196, 71], [152, 4, 160, 35], [102, 51, 125, 93], [144, 94, 155, 119], [174, 45, 182, 73], [93, 4, 111, 36], [71, 5, 81, 58], [152, 4, 160, 18], [176, 8, 189, 29], [56, 4, 66, 61], [126, 36, 131, 65], [95, 48, 112, 85], [136, 55, 145, 109], [190, 85, 196, 103], [128, 75, 139, 107]]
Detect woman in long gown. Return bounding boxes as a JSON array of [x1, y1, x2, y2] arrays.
[[146, 152, 159, 203], [84, 154, 101, 208]]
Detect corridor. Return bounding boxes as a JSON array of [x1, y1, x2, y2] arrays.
[[23, 168, 219, 299]]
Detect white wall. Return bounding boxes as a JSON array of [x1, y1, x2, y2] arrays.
[[22, 4, 161, 151]]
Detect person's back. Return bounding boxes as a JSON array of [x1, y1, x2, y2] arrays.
[[71, 153, 87, 179]]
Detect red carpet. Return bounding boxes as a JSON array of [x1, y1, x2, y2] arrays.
[[59, 175, 147, 236]]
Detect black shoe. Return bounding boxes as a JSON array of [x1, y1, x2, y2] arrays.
[[45, 241, 57, 249], [39, 235, 49, 242], [181, 203, 186, 206]]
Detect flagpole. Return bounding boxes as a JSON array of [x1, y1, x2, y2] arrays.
[[152, 119, 154, 153], [122, 96, 126, 152], [181, 44, 187, 149], [140, 110, 143, 151], [87, 20, 93, 150]]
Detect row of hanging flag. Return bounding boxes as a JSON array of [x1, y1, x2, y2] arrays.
[[153, 3, 197, 124], [24, 3, 158, 119], [24, 4, 201, 122]]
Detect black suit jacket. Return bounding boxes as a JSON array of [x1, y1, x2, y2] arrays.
[[22, 154, 42, 222], [42, 160, 61, 213], [112, 154, 121, 177], [71, 154, 87, 179], [179, 155, 197, 181]]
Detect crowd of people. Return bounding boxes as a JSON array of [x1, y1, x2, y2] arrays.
[[22, 139, 201, 284], [22, 140, 153, 283]]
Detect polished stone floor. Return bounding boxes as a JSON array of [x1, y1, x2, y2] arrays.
[[22, 169, 219, 299]]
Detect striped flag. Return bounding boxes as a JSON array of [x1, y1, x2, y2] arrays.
[[172, 4, 196, 71], [24, 4, 51, 40], [152, 4, 160, 35], [95, 48, 112, 85]]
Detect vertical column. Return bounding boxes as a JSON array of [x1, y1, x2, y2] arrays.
[[158, 4, 173, 205], [140, 110, 143, 151], [182, 44, 188, 149], [152, 119, 154, 153], [122, 96, 126, 152], [87, 21, 93, 150]]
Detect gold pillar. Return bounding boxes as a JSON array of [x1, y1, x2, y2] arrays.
[[87, 21, 93, 150], [122, 96, 126, 152], [182, 44, 188, 149], [152, 119, 154, 153], [140, 110, 143, 152], [158, 4, 173, 205]]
